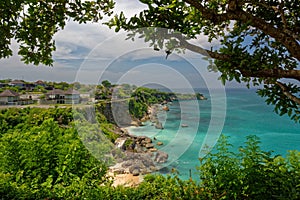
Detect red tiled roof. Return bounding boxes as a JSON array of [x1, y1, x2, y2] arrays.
[[0, 90, 19, 97]]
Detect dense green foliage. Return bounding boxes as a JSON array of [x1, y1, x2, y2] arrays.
[[0, 108, 299, 199], [129, 87, 174, 119], [107, 0, 300, 122], [1, 0, 114, 65], [198, 135, 300, 199], [0, 79, 95, 94], [94, 80, 114, 100], [0, 107, 109, 199]]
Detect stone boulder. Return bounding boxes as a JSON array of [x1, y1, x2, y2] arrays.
[[154, 151, 168, 163], [129, 165, 141, 176], [134, 144, 144, 153], [145, 143, 154, 149], [114, 137, 127, 150], [149, 148, 157, 152], [132, 169, 140, 176], [144, 137, 152, 144]]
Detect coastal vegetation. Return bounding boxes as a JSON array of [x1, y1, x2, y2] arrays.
[[129, 87, 174, 119], [0, 107, 108, 199], [1, 0, 300, 198], [128, 86, 207, 119], [0, 107, 299, 199], [1, 81, 299, 198], [0, 79, 95, 94]]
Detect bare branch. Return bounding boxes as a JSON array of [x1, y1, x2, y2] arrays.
[[241, 69, 300, 82], [275, 81, 300, 105]]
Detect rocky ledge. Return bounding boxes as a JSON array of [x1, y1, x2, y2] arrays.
[[110, 133, 168, 177], [109, 103, 170, 179]]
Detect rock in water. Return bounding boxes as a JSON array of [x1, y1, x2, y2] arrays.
[[157, 141, 163, 146], [162, 105, 169, 111], [155, 122, 163, 129]]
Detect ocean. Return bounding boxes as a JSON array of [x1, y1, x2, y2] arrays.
[[128, 88, 300, 180]]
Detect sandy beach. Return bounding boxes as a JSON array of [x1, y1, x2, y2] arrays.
[[108, 172, 144, 187]]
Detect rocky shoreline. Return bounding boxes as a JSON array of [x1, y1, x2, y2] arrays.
[[108, 94, 207, 186], [108, 103, 170, 186]]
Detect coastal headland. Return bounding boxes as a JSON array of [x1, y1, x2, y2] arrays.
[[106, 88, 207, 186]]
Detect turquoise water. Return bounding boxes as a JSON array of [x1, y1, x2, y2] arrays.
[[128, 88, 300, 180]]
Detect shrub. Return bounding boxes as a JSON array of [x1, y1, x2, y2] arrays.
[[198, 135, 300, 199]]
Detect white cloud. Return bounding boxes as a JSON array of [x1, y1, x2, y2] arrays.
[[0, 1, 237, 88], [52, 0, 147, 60], [114, 0, 147, 17]]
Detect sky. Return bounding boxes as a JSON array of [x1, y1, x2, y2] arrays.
[[0, 0, 242, 89]]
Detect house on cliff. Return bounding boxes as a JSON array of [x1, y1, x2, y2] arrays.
[[9, 80, 36, 91], [43, 88, 80, 104], [0, 90, 34, 105], [64, 88, 80, 104], [9, 80, 25, 88], [0, 90, 20, 105]]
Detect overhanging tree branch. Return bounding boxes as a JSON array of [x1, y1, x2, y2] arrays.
[[179, 38, 300, 82], [183, 0, 232, 23], [236, 9, 300, 61], [183, 0, 300, 61], [275, 81, 300, 105], [241, 69, 300, 82], [178, 38, 231, 61], [107, 0, 300, 122], [176, 37, 300, 82]]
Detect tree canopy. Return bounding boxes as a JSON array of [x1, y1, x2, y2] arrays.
[[107, 0, 300, 122], [0, 0, 114, 65]]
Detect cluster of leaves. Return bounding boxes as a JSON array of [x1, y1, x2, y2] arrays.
[[94, 80, 115, 100], [1, 0, 114, 65], [73, 109, 118, 166], [128, 98, 148, 119], [258, 84, 300, 122], [198, 135, 300, 199], [0, 107, 109, 199], [0, 79, 90, 94], [0, 107, 73, 134], [114, 84, 138, 99]]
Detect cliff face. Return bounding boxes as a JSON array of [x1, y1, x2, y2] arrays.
[[96, 101, 115, 123], [96, 101, 133, 127]]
